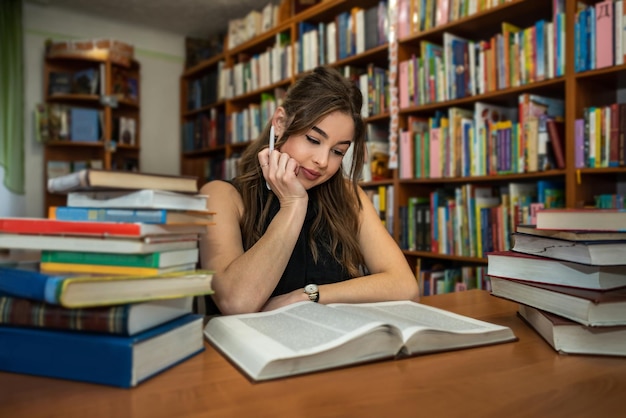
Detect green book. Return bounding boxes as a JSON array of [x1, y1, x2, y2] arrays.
[[40, 248, 198, 268]]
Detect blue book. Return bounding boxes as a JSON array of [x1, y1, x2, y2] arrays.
[[49, 206, 213, 225], [70, 107, 100, 142], [0, 314, 204, 388], [0, 267, 214, 308]]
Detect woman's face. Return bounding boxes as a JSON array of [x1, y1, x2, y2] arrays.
[[278, 111, 354, 190]]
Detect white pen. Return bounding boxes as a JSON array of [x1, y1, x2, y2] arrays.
[[267, 125, 275, 190]]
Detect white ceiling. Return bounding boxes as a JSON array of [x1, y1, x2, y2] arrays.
[[31, 0, 265, 38]]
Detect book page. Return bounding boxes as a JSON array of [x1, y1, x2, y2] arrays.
[[204, 301, 403, 380], [330, 300, 515, 354]]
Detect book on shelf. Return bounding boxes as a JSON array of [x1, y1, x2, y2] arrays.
[[486, 250, 626, 290], [69, 107, 101, 142], [49, 206, 215, 224], [40, 248, 199, 268], [67, 189, 209, 211], [0, 313, 204, 388], [47, 169, 199, 194], [0, 294, 193, 335], [40, 261, 198, 276], [48, 72, 73, 95], [0, 232, 199, 254], [489, 275, 626, 327], [204, 300, 516, 381], [0, 267, 213, 308], [71, 68, 99, 95], [0, 217, 208, 238], [518, 304, 626, 357], [535, 209, 626, 231], [511, 232, 626, 266], [546, 119, 565, 169]]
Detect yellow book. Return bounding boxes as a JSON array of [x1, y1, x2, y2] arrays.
[[0, 268, 214, 308], [40, 261, 197, 277]]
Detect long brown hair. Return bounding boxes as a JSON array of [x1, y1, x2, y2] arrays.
[[233, 66, 367, 276]]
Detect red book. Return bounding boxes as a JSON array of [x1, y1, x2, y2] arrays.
[[0, 217, 206, 237], [546, 119, 565, 169]]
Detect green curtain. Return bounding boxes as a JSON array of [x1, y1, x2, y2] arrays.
[[0, 0, 25, 194]]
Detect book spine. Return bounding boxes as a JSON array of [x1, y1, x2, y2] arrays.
[[0, 295, 130, 334], [40, 262, 195, 276], [41, 250, 160, 267], [51, 207, 168, 224]]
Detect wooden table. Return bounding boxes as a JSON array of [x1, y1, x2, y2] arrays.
[[1, 290, 624, 418]]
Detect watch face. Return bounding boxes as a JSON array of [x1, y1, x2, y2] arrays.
[[304, 284, 318, 293]]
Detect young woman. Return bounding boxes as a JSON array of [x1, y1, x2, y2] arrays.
[[199, 66, 419, 315]]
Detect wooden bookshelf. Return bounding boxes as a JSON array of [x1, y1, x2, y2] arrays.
[[180, 0, 626, 294], [42, 53, 141, 212]]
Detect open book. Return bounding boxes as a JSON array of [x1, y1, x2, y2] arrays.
[[203, 300, 517, 381]]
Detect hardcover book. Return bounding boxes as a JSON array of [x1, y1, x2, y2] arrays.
[[40, 248, 199, 268], [518, 304, 626, 357], [511, 232, 626, 266], [516, 224, 626, 241], [39, 261, 197, 276], [0, 267, 213, 308], [66, 189, 208, 211], [204, 300, 516, 381], [0, 314, 204, 387], [489, 275, 626, 327], [486, 250, 626, 290], [0, 217, 208, 238], [0, 295, 193, 335], [535, 209, 626, 231], [0, 232, 199, 254], [47, 169, 199, 194]]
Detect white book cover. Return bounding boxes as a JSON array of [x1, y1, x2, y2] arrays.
[[67, 189, 208, 211]]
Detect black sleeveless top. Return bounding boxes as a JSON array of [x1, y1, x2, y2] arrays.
[[199, 187, 351, 315], [266, 191, 351, 297]]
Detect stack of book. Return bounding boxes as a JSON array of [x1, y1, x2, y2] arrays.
[[486, 208, 626, 357], [0, 169, 217, 387]]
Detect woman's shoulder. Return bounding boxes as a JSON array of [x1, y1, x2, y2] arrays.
[[199, 179, 238, 195], [199, 180, 243, 214]]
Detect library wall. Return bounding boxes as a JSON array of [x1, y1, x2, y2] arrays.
[[15, 2, 186, 217]]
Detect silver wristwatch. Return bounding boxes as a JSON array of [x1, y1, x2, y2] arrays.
[[304, 284, 319, 302]]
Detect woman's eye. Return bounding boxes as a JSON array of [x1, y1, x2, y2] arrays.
[[332, 149, 346, 157], [305, 135, 320, 145]]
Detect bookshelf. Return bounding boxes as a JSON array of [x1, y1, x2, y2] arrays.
[[42, 48, 141, 212], [179, 0, 391, 185], [179, 0, 626, 295]]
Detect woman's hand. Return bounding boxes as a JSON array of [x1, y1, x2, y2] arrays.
[[258, 148, 308, 206], [261, 288, 309, 311]]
